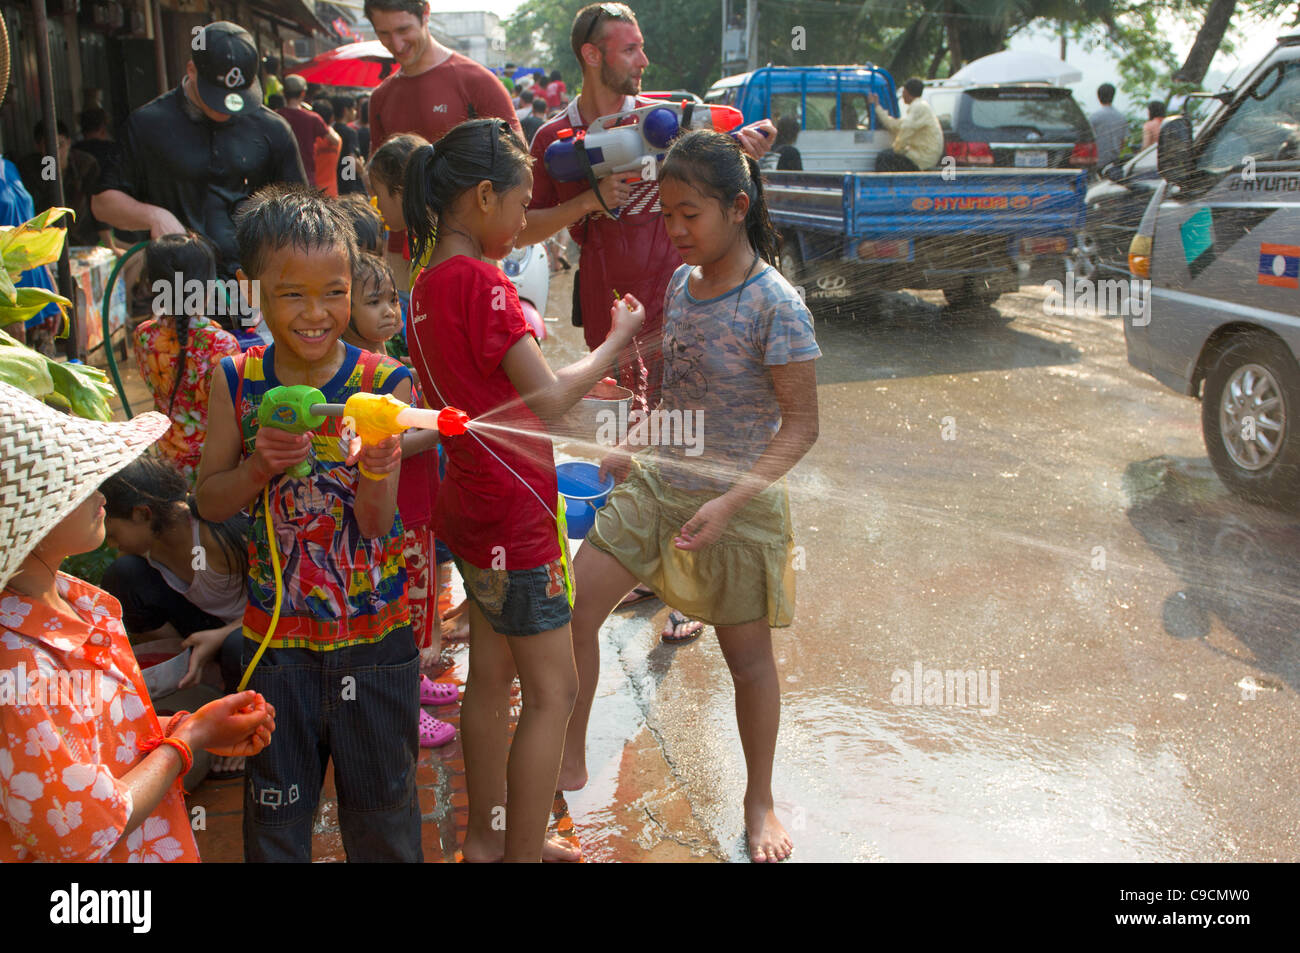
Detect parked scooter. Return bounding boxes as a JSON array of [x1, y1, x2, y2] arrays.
[[502, 240, 553, 340]]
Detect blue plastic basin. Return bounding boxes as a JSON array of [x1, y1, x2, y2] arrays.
[[556, 462, 615, 540]]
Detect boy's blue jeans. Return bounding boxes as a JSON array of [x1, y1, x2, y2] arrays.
[[240, 628, 423, 862]]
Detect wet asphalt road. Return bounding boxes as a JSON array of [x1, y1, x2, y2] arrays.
[[539, 271, 1300, 862]]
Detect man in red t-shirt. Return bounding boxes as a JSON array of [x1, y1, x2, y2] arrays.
[[277, 75, 339, 189], [365, 0, 524, 286]]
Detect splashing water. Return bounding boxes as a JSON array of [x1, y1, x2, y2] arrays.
[[631, 336, 650, 415]]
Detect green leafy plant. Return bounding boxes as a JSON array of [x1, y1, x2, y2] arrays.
[[0, 206, 117, 420]]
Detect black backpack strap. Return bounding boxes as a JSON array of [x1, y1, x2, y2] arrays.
[[575, 135, 618, 220]]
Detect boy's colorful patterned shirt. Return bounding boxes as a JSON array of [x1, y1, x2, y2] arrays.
[[219, 343, 412, 650], [0, 575, 200, 863]]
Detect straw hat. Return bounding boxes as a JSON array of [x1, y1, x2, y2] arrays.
[[0, 381, 170, 591]]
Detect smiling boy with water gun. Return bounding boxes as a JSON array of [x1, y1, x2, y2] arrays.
[[195, 185, 422, 862]]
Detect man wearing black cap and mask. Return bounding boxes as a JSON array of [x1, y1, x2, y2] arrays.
[[93, 21, 305, 328]]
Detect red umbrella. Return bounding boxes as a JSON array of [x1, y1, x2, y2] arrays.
[[288, 41, 399, 88]]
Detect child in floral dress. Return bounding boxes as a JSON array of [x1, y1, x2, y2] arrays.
[[133, 233, 241, 483]]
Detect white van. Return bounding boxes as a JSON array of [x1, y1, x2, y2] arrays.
[[1126, 35, 1300, 507]]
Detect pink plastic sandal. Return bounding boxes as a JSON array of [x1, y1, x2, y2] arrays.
[[419, 709, 456, 748], [420, 674, 459, 706]]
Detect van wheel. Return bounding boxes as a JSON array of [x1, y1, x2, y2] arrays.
[[778, 239, 804, 288], [942, 279, 1000, 310], [1202, 334, 1300, 508]]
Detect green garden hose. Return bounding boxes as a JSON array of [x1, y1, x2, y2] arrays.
[[102, 241, 149, 419]]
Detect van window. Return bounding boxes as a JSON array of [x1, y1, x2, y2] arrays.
[[806, 95, 839, 130], [705, 86, 736, 107], [965, 89, 1090, 139], [1198, 61, 1300, 172], [774, 93, 837, 130]]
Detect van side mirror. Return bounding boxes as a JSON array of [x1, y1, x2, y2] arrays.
[[1157, 115, 1196, 190]]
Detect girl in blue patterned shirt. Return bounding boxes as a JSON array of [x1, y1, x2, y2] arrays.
[[566, 130, 821, 863]]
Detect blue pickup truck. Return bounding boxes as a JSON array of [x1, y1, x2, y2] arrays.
[[705, 66, 1087, 307]]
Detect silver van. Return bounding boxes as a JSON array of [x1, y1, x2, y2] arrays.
[[1126, 34, 1300, 507]]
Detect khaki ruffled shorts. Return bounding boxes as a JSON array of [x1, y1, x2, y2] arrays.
[[585, 458, 796, 628]]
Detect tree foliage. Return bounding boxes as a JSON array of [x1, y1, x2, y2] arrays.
[[505, 0, 1300, 101], [506, 0, 725, 92]]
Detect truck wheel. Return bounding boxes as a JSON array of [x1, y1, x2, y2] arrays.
[[779, 239, 804, 288], [942, 279, 1000, 310], [1201, 334, 1300, 508]]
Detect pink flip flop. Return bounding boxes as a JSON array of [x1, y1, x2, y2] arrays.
[[419, 709, 456, 748], [420, 674, 459, 706]]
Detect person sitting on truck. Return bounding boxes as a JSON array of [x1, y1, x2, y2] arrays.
[[867, 77, 943, 172], [760, 115, 803, 172]]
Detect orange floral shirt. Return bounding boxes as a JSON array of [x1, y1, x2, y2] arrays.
[[133, 317, 241, 483], [0, 574, 200, 862]]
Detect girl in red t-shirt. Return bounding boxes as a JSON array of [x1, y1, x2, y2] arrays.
[[403, 118, 643, 862]]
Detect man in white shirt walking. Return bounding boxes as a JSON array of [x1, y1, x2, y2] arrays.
[[867, 77, 944, 172], [1089, 83, 1129, 170]]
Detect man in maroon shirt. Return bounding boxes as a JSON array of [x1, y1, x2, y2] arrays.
[[277, 74, 340, 189], [364, 0, 524, 285]]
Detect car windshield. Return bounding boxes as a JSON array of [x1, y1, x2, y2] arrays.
[[965, 90, 1089, 139], [1198, 59, 1300, 172]]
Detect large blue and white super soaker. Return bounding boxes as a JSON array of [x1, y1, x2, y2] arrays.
[[544, 101, 758, 214]]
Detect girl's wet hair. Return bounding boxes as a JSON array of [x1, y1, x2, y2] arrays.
[[102, 456, 250, 582], [234, 183, 357, 281], [337, 193, 385, 256], [145, 232, 217, 417], [369, 132, 429, 193], [349, 254, 397, 340], [402, 118, 532, 269], [659, 130, 780, 266], [351, 252, 394, 301]]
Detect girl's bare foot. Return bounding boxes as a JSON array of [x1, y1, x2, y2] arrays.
[[555, 760, 588, 792], [209, 755, 245, 779], [461, 832, 580, 863], [543, 835, 581, 862], [745, 804, 793, 862], [441, 613, 470, 642]]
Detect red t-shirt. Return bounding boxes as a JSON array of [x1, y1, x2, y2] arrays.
[[407, 255, 559, 570], [544, 80, 566, 110], [370, 52, 524, 255], [529, 97, 680, 406], [277, 106, 330, 188], [396, 383, 438, 529]]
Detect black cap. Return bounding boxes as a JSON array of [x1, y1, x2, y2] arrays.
[[191, 22, 261, 116]]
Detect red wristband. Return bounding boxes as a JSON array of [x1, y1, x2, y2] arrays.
[[139, 734, 194, 776], [163, 711, 191, 737]]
